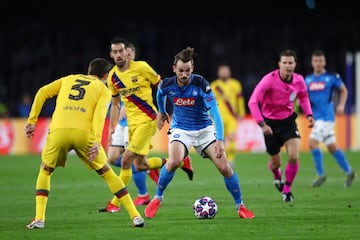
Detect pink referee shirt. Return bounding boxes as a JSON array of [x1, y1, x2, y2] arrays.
[[248, 69, 312, 123]]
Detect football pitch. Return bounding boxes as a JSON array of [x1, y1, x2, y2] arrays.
[[0, 151, 358, 240]]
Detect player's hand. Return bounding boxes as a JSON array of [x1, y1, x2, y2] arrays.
[[156, 113, 169, 130], [88, 143, 99, 162], [336, 105, 345, 115], [307, 116, 315, 128], [24, 123, 36, 138], [119, 105, 127, 120], [262, 124, 273, 135], [107, 127, 115, 146]]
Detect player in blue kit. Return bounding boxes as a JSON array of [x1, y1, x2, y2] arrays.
[[144, 47, 255, 219], [305, 50, 356, 188]]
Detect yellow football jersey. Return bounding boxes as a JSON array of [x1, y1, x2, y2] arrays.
[[210, 78, 245, 119], [27, 74, 111, 142], [107, 60, 161, 125]]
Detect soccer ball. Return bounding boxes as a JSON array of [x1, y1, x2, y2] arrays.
[[193, 196, 218, 219]]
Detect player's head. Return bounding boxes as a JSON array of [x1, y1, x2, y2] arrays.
[[311, 50, 326, 74], [278, 49, 297, 80], [217, 64, 232, 81], [126, 42, 136, 61], [173, 47, 196, 86], [109, 37, 128, 67], [88, 58, 113, 81]]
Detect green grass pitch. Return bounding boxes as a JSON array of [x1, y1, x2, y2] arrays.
[[0, 151, 358, 240]]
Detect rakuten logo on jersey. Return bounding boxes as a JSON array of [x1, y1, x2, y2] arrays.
[[309, 82, 325, 91], [174, 97, 195, 106]]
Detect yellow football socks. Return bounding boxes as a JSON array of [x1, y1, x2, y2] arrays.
[[35, 167, 51, 220]]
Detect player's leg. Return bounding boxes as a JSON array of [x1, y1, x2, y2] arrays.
[[264, 134, 284, 192], [282, 138, 300, 202], [26, 163, 54, 229], [148, 169, 160, 184], [107, 146, 125, 167], [99, 125, 126, 211], [147, 155, 193, 181], [309, 121, 326, 187], [132, 164, 151, 205], [268, 154, 283, 192], [122, 121, 156, 181], [145, 140, 187, 219], [107, 123, 126, 167], [87, 144, 144, 227], [27, 130, 68, 229], [327, 143, 355, 187], [107, 154, 151, 206], [146, 156, 167, 170], [204, 140, 255, 219], [96, 164, 144, 227], [224, 118, 237, 168], [99, 153, 146, 212]]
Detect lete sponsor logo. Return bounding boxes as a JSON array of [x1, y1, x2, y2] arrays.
[[174, 97, 195, 106]]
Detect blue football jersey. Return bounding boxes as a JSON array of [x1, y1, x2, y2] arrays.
[[304, 71, 343, 121], [157, 74, 217, 131]]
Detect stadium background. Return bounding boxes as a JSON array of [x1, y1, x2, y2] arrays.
[[1, 0, 359, 154]]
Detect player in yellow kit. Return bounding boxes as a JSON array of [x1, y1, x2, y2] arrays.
[[24, 58, 145, 229], [100, 37, 193, 212], [211, 64, 246, 167]]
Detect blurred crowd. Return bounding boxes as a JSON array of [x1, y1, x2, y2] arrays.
[[1, 13, 359, 118]]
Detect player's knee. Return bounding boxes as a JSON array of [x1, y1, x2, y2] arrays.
[[269, 154, 281, 167], [309, 138, 318, 149], [287, 154, 299, 163], [166, 158, 181, 171], [327, 143, 337, 153]]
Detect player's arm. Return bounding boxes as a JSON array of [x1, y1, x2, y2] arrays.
[[248, 79, 267, 124], [106, 73, 121, 134], [297, 80, 314, 128], [27, 79, 61, 125], [109, 95, 120, 135], [207, 96, 226, 159], [247, 78, 274, 134], [87, 88, 111, 162], [25, 79, 62, 138], [336, 83, 348, 114], [142, 61, 161, 86], [156, 87, 169, 130], [208, 101, 224, 141], [119, 97, 126, 120]]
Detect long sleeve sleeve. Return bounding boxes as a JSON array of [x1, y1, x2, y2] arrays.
[[27, 79, 62, 125]]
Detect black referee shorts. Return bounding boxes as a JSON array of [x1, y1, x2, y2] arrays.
[[263, 112, 300, 155]]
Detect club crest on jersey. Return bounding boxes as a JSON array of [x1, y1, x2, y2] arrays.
[[131, 76, 138, 83], [205, 85, 211, 93], [174, 97, 195, 106], [289, 92, 297, 102]]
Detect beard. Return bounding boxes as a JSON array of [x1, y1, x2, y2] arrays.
[[115, 59, 126, 68]]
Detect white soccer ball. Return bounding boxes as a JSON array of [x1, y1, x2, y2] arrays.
[[193, 196, 218, 219]]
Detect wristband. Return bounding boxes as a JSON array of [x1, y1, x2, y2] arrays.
[[258, 121, 265, 127]]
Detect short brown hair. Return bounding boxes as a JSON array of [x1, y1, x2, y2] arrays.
[[173, 47, 197, 65]]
